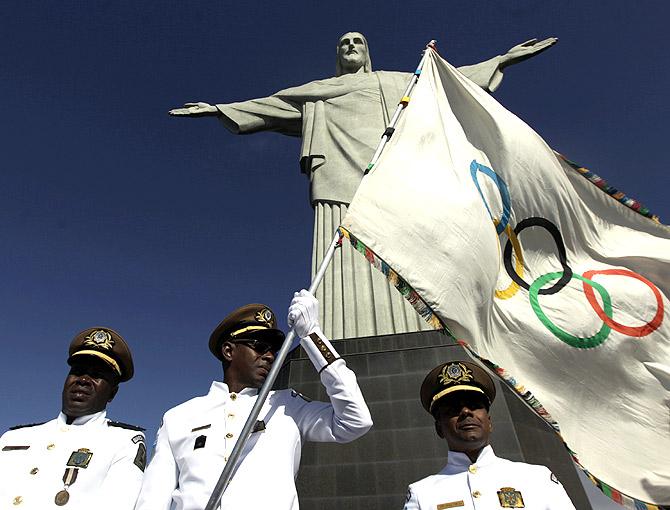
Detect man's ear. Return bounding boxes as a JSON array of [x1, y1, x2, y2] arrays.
[[108, 385, 119, 403], [434, 419, 444, 439], [221, 341, 235, 363]]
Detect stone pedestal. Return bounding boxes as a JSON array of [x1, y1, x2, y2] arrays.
[[276, 330, 592, 509]]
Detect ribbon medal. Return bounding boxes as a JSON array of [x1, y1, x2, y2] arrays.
[[54, 448, 92, 505]]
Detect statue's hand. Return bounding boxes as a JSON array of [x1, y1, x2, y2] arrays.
[[168, 102, 219, 117], [501, 37, 558, 67]]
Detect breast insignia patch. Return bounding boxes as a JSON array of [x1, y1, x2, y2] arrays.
[[497, 487, 524, 508], [194, 435, 207, 450], [134, 442, 147, 472], [2, 445, 30, 451], [67, 448, 93, 468]]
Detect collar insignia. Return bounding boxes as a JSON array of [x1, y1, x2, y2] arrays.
[[497, 487, 524, 508], [84, 330, 114, 350], [255, 308, 273, 325], [438, 362, 473, 386]]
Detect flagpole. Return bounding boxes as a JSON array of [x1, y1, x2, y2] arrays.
[[204, 40, 436, 510], [365, 40, 436, 175]]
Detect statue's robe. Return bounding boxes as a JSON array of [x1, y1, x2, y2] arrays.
[[216, 58, 504, 339]]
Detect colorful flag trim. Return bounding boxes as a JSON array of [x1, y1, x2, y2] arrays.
[[338, 222, 665, 510], [557, 153, 661, 223]]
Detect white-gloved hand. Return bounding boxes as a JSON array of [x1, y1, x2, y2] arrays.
[[287, 289, 320, 339]]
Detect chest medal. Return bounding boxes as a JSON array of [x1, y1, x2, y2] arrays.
[[54, 489, 70, 506], [54, 450, 91, 506]]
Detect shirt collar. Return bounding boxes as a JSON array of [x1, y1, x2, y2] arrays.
[[442, 445, 497, 472], [209, 381, 259, 400], [57, 410, 107, 426]]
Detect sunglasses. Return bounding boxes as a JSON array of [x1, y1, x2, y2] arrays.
[[232, 338, 276, 355]]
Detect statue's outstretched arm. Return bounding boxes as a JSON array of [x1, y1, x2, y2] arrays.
[[499, 37, 558, 68], [457, 37, 557, 93], [169, 102, 219, 117]]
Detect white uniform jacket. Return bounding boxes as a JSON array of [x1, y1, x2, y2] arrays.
[[0, 410, 146, 510], [403, 446, 576, 510], [135, 336, 372, 510]]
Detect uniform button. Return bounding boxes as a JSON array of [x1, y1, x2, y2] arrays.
[[46, 444, 55, 450], [227, 413, 235, 418], [60, 427, 68, 432], [230, 393, 237, 401], [224, 456, 228, 462], [29, 468, 38, 475], [468, 464, 477, 473], [225, 433, 234, 439], [472, 490, 481, 498], [13, 496, 23, 505]]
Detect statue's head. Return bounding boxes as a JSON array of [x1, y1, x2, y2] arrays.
[[336, 32, 372, 76]]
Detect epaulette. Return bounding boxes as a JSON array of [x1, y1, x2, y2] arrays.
[[9, 422, 45, 430], [107, 421, 145, 432]]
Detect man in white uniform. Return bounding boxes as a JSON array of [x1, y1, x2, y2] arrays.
[[135, 290, 372, 510], [0, 327, 146, 509], [403, 361, 576, 510]]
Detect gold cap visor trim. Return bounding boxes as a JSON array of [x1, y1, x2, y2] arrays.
[[71, 350, 122, 376], [230, 325, 269, 338], [430, 385, 485, 410]]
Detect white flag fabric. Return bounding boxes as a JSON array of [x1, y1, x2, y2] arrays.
[[340, 48, 670, 507]]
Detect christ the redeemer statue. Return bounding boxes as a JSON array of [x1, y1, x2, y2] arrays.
[[170, 32, 556, 340]]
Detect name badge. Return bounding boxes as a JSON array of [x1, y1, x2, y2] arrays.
[[437, 501, 464, 509]]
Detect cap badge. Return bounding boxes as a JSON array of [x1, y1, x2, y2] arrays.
[[83, 330, 115, 350], [255, 308, 273, 325], [438, 362, 473, 386]]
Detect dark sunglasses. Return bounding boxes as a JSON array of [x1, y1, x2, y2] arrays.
[[232, 338, 276, 355]]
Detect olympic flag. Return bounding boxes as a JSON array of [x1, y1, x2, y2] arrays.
[[340, 48, 670, 507]]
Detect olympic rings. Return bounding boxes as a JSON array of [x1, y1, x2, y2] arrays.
[[467, 160, 664, 344], [504, 217, 573, 295], [530, 272, 612, 349], [470, 160, 512, 235], [495, 223, 523, 300], [581, 269, 664, 337]]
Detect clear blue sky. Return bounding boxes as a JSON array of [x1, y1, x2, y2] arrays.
[[1, 2, 667, 508]]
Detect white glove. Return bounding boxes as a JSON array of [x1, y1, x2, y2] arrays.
[[287, 289, 320, 338]]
